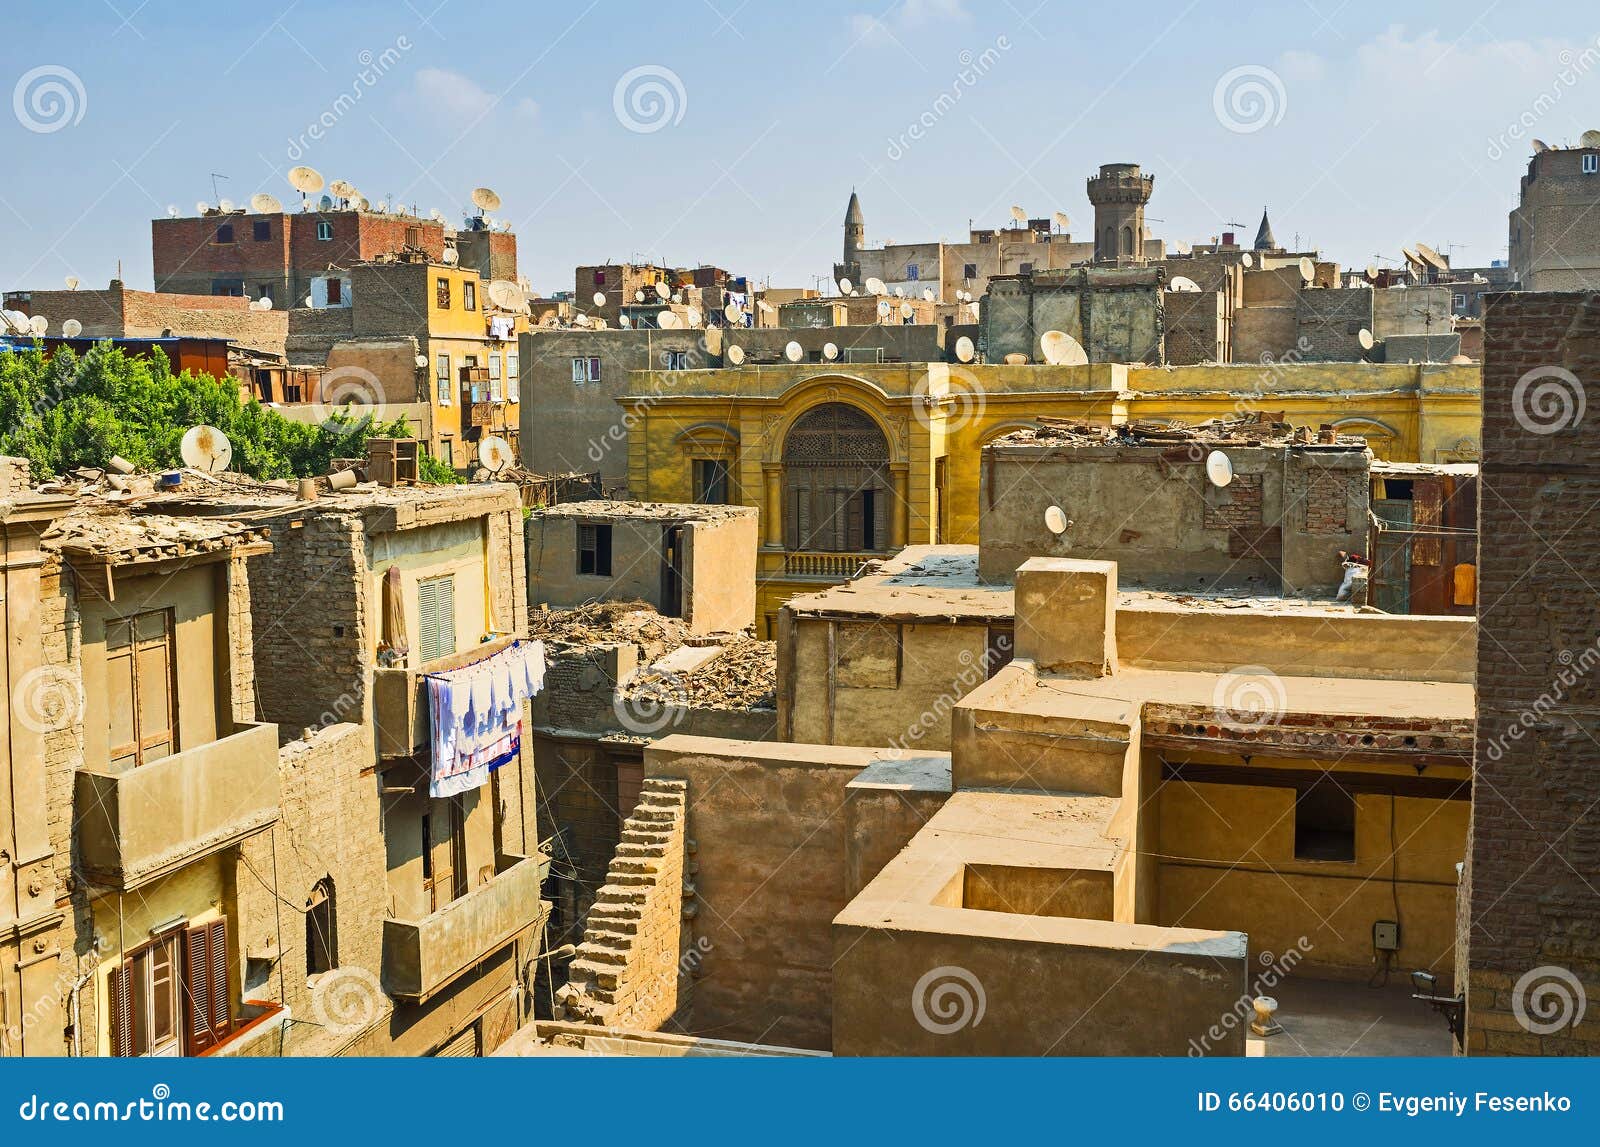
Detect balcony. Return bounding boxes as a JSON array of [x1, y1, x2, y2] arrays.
[[75, 722, 280, 892], [780, 551, 876, 579], [372, 635, 518, 759], [382, 854, 550, 1003]]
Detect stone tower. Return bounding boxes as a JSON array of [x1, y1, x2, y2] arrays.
[[1254, 207, 1277, 252], [1086, 163, 1154, 263], [839, 189, 865, 283]]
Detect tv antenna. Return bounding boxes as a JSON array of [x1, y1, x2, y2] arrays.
[[210, 173, 230, 203]]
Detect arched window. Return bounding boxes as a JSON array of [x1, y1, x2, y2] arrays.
[[1121, 225, 1134, 256], [781, 403, 891, 553], [306, 877, 337, 977]]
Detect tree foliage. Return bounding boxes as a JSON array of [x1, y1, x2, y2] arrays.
[[0, 343, 460, 483]]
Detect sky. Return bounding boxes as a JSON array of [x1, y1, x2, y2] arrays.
[[2, 0, 1598, 296]]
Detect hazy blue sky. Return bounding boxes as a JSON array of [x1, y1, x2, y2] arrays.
[[3, 1, 1597, 295]]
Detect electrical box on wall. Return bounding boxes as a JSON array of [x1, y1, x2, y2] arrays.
[[1373, 920, 1401, 951]]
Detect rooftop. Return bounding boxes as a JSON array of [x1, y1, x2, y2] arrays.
[[988, 413, 1368, 452], [529, 499, 757, 523]]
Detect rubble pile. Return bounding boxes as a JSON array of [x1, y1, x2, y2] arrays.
[[1002, 412, 1364, 449]]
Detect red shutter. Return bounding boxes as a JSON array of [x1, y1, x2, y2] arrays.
[[109, 961, 134, 1057], [182, 921, 231, 1054], [208, 919, 231, 1037]]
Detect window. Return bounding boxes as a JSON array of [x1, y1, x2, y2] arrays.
[[963, 262, 977, 279], [463, 281, 476, 311], [316, 220, 334, 241], [1583, 153, 1600, 174], [252, 220, 271, 242], [488, 352, 503, 401], [1294, 779, 1356, 862], [694, 458, 731, 504], [571, 356, 601, 383], [111, 920, 230, 1056], [326, 277, 342, 305], [416, 575, 457, 663], [1452, 293, 1467, 309], [440, 438, 453, 468], [1019, 261, 1034, 274], [214, 223, 234, 244], [578, 523, 613, 576], [594, 269, 607, 286], [306, 879, 337, 977], [212, 279, 244, 297], [105, 610, 175, 769], [905, 263, 920, 280], [435, 353, 451, 405], [664, 349, 690, 370], [435, 277, 451, 309], [507, 353, 520, 402], [257, 285, 273, 304]]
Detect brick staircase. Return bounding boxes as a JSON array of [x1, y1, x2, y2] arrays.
[[557, 776, 688, 1029]]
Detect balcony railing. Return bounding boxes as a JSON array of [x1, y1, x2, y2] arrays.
[[372, 635, 519, 759], [75, 721, 280, 892], [781, 551, 876, 579], [381, 854, 550, 1003]]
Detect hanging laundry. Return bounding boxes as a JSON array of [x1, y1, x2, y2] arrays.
[[424, 639, 545, 798]]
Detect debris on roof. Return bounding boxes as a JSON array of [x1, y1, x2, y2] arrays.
[[996, 412, 1366, 449]]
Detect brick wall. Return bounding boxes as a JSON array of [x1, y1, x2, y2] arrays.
[[1164, 290, 1224, 364], [1295, 287, 1372, 362], [1468, 290, 1600, 1054]]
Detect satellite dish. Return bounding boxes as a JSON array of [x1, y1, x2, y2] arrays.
[[180, 425, 233, 473], [250, 193, 283, 214], [724, 302, 743, 323], [429, 208, 446, 223], [572, 314, 591, 329], [954, 335, 975, 363], [471, 187, 502, 213], [727, 344, 745, 365], [757, 299, 775, 314], [671, 292, 683, 304], [167, 205, 179, 218], [28, 315, 47, 336], [489, 280, 522, 310], [441, 248, 459, 265], [876, 300, 892, 319], [1365, 264, 1379, 282], [249, 298, 268, 311], [1168, 276, 1201, 292], [478, 434, 513, 473], [893, 286, 905, 297], [318, 195, 334, 211], [837, 277, 853, 294], [62, 318, 83, 338], [415, 354, 429, 368], [784, 340, 803, 362], [218, 198, 236, 213], [899, 301, 914, 318], [849, 289, 859, 297], [1009, 205, 1027, 223], [635, 290, 646, 302], [922, 287, 935, 301], [196, 200, 211, 216], [654, 281, 670, 300], [1581, 129, 1600, 148], [1298, 256, 1315, 283], [1205, 450, 1233, 489], [704, 327, 722, 355], [1039, 330, 1087, 366], [1044, 505, 1068, 535], [64, 275, 80, 290], [592, 291, 607, 307], [657, 310, 682, 329], [1532, 138, 1551, 153], [865, 276, 886, 295], [303, 296, 313, 307], [823, 342, 839, 361], [1053, 211, 1070, 230], [1239, 251, 1253, 268], [685, 305, 702, 327], [351, 194, 369, 212], [1357, 328, 1375, 351], [288, 166, 325, 195], [617, 314, 631, 328]]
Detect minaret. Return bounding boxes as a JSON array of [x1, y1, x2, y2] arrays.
[[843, 189, 865, 267], [1085, 163, 1154, 263], [1253, 208, 1277, 252]]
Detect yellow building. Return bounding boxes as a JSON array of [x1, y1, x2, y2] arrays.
[[620, 359, 1481, 634]]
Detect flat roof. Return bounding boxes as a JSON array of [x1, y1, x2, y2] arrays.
[[529, 499, 756, 522]]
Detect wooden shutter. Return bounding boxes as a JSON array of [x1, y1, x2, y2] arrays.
[[432, 1023, 479, 1057], [182, 920, 231, 1055], [1412, 478, 1443, 566], [105, 611, 175, 767], [416, 576, 457, 664], [109, 960, 134, 1057]]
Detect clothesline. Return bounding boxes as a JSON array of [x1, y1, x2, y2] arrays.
[[424, 639, 546, 798]]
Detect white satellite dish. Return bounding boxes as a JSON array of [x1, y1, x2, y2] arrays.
[[1365, 264, 1379, 282], [657, 310, 682, 329], [249, 298, 268, 311], [28, 315, 47, 336], [899, 301, 914, 318], [757, 299, 775, 315], [954, 335, 975, 363], [727, 344, 746, 365], [1039, 330, 1087, 366], [62, 318, 83, 338], [1357, 328, 1375, 351], [166, 205, 179, 218], [685, 305, 702, 327], [1240, 251, 1254, 268], [471, 187, 502, 213], [415, 354, 429, 368], [592, 291, 607, 307], [1532, 138, 1551, 153], [1009, 205, 1027, 224], [1205, 450, 1233, 489], [196, 200, 211, 216], [724, 302, 743, 323], [837, 277, 853, 294], [1298, 256, 1315, 283], [329, 179, 353, 198], [823, 342, 839, 361], [849, 289, 859, 297], [617, 313, 631, 328], [1582, 129, 1600, 149], [441, 248, 459, 265], [180, 425, 233, 473], [1052, 211, 1070, 230], [1168, 276, 1201, 292], [865, 276, 887, 295], [1044, 505, 1068, 535], [288, 166, 325, 195], [784, 340, 803, 362], [218, 198, 235, 213], [489, 280, 522, 310], [876, 300, 892, 320], [893, 286, 905, 298], [251, 193, 283, 214], [478, 434, 513, 473], [65, 275, 79, 290], [429, 208, 446, 223], [922, 287, 935, 301], [654, 281, 670, 300]]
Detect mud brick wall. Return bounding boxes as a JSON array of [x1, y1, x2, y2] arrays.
[[1468, 291, 1600, 1054]]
